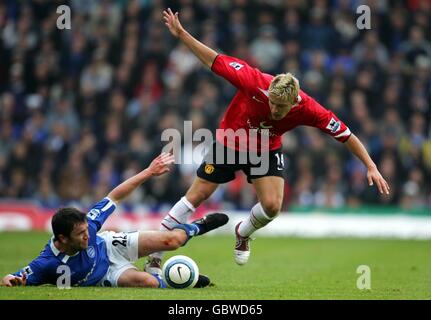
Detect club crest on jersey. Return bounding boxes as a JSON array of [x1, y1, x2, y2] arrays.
[[86, 246, 95, 258], [204, 164, 215, 174], [229, 61, 244, 71], [326, 118, 341, 133]]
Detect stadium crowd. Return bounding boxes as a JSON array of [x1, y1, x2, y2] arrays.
[[0, 0, 431, 213]]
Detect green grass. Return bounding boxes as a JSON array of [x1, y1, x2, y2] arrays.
[[0, 231, 430, 299]]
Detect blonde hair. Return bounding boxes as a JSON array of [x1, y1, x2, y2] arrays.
[[268, 73, 300, 105]]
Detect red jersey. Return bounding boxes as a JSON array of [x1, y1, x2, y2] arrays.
[[211, 54, 352, 152]]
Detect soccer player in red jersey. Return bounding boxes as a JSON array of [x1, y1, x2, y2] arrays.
[[146, 8, 390, 272]]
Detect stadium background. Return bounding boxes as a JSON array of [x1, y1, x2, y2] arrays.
[[0, 0, 431, 236], [1, 0, 431, 301]]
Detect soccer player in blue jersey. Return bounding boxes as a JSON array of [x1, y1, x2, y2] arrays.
[[1, 153, 228, 288]]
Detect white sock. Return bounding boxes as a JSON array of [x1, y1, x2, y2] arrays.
[[161, 196, 195, 230], [149, 197, 195, 260], [238, 203, 275, 238]]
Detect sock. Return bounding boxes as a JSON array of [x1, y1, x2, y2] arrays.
[[152, 273, 166, 288], [160, 196, 195, 230], [238, 202, 276, 238], [172, 223, 201, 246], [149, 197, 196, 260]]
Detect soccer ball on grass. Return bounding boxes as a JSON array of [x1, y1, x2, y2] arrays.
[[162, 255, 199, 289]]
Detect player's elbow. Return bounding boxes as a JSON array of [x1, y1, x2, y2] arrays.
[[106, 191, 121, 204]]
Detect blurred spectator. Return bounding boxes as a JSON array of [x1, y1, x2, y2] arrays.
[[0, 1, 430, 212], [34, 175, 60, 209], [400, 25, 431, 74], [301, 6, 335, 53], [352, 31, 389, 68], [250, 25, 283, 73]]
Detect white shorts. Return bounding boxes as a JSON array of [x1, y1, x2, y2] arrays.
[[97, 230, 140, 287]]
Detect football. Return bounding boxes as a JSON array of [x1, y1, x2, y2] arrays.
[[162, 255, 199, 289]]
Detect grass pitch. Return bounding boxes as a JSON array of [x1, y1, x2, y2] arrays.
[[0, 231, 430, 300]]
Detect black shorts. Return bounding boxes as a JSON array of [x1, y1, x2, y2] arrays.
[[196, 142, 285, 184]]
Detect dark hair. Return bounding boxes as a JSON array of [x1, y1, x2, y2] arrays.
[[52, 208, 87, 241]]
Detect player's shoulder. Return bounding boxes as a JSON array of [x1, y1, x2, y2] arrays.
[[44, 238, 63, 260], [219, 54, 265, 75], [286, 90, 314, 119], [296, 90, 317, 109], [249, 72, 273, 95], [30, 240, 62, 269], [88, 197, 117, 215], [262, 72, 274, 84], [298, 89, 311, 102]]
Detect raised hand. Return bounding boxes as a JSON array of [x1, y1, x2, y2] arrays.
[[147, 152, 175, 176], [367, 165, 390, 195], [162, 8, 184, 38]]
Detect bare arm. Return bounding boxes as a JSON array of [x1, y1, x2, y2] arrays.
[[1, 274, 27, 287], [163, 8, 218, 69], [345, 134, 390, 195], [108, 153, 175, 203]]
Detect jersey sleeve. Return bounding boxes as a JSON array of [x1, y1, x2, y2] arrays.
[[12, 257, 50, 286], [308, 97, 352, 143], [211, 54, 261, 92], [86, 197, 117, 232]]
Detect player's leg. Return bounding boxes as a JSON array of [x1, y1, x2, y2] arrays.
[[234, 175, 284, 265], [146, 145, 237, 273], [145, 177, 219, 272], [99, 231, 165, 288], [105, 230, 203, 288], [117, 269, 161, 288], [139, 211, 229, 257], [138, 229, 188, 257], [144, 209, 229, 269], [155, 141, 232, 235], [248, 175, 284, 226], [234, 147, 285, 265], [141, 213, 228, 287], [117, 266, 212, 288], [159, 177, 219, 232], [147, 141, 237, 273]]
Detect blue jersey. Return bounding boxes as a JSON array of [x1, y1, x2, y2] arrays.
[[12, 197, 117, 286]]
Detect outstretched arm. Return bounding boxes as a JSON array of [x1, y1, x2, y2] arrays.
[[108, 153, 175, 203], [345, 134, 390, 195], [163, 8, 217, 68], [1, 273, 27, 287]]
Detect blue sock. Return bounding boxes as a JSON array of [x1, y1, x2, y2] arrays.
[[152, 273, 166, 288], [172, 223, 201, 246]]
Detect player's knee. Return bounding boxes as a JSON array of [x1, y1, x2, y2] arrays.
[[119, 271, 159, 288], [135, 274, 159, 288], [165, 231, 186, 250], [186, 189, 210, 205], [143, 275, 160, 288], [261, 198, 282, 217]]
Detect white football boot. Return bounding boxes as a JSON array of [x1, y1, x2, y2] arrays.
[[234, 222, 251, 265], [144, 257, 162, 276]]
